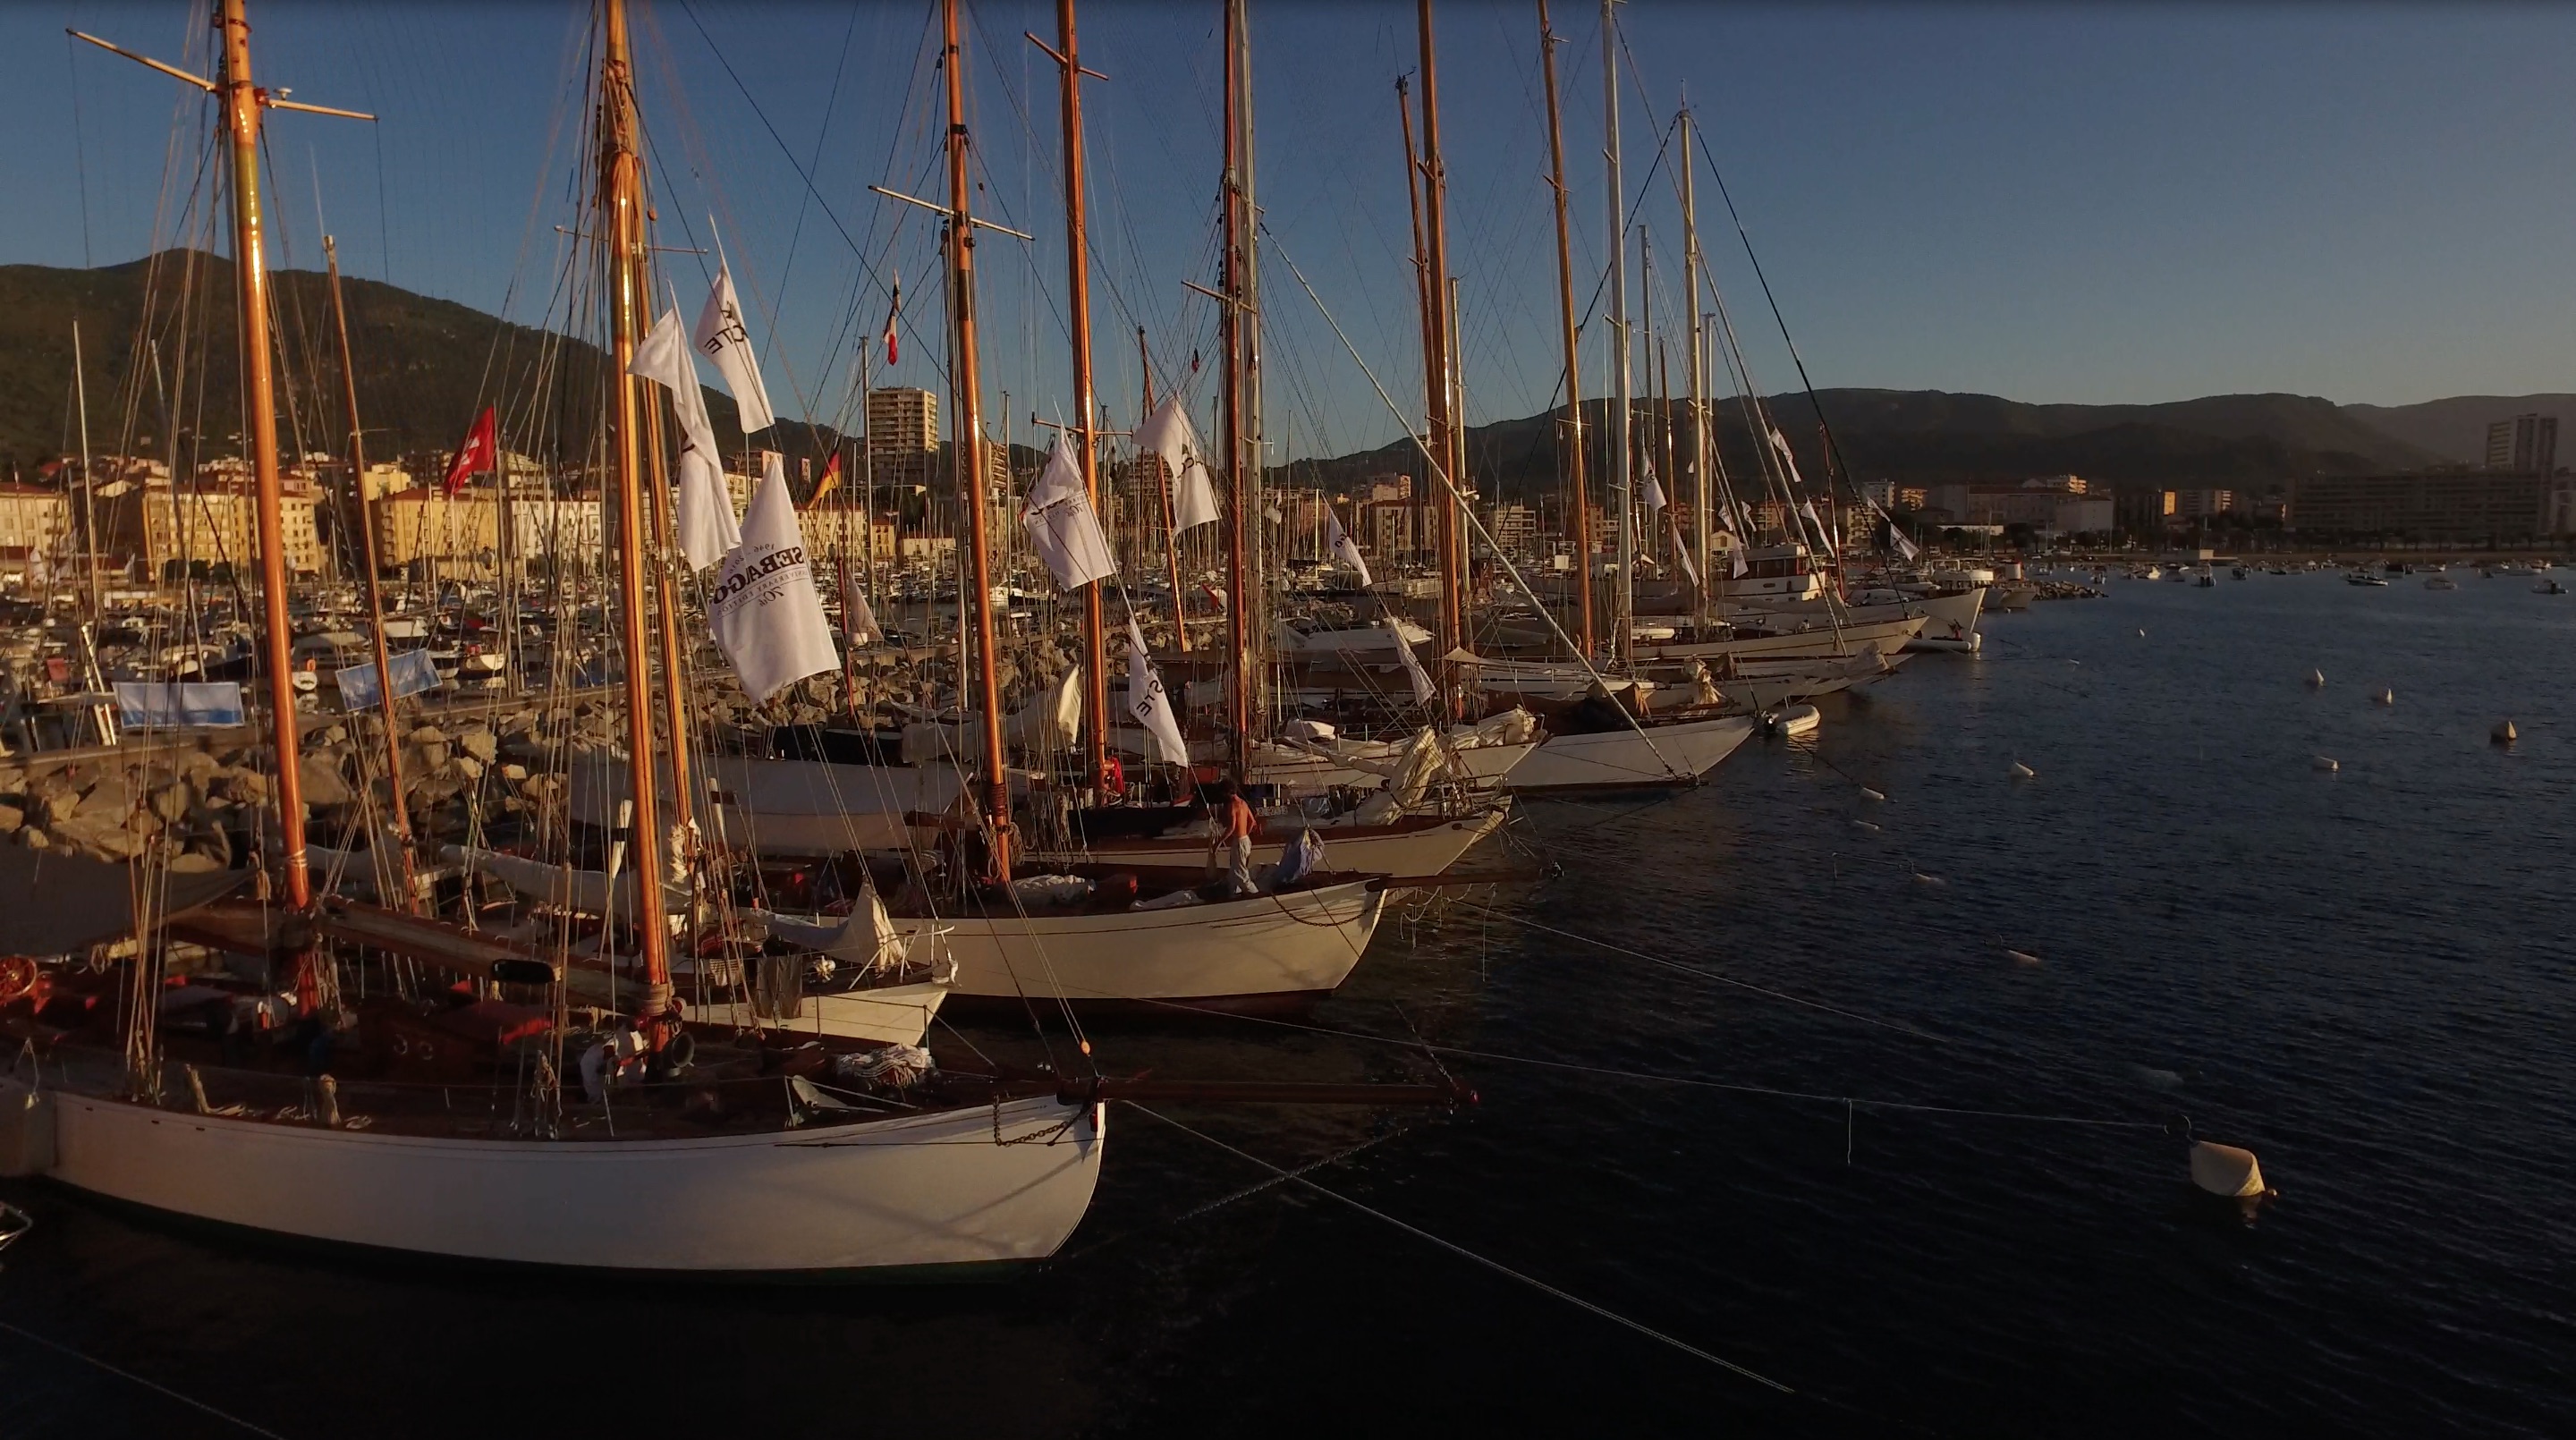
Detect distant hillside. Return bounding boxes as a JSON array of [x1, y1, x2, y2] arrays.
[[1280, 388, 2442, 504], [0, 251, 848, 483], [2341, 394, 2576, 467]]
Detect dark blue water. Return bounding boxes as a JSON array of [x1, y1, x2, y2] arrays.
[[4, 570, 2572, 1436]]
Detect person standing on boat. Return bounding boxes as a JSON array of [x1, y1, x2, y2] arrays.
[[1207, 780, 1260, 896]]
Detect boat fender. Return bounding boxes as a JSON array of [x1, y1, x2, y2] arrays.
[[2189, 1140, 2272, 1199], [0, 1079, 55, 1178], [2492, 720, 2518, 745], [1860, 787, 1886, 803], [1852, 820, 1881, 833], [2010, 762, 2036, 779]]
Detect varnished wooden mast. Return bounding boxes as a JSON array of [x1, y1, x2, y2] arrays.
[[1415, 0, 1464, 716], [1678, 105, 1712, 615], [322, 234, 419, 913], [1538, 0, 1593, 659], [1602, 0, 1633, 671], [1043, 0, 1112, 800], [1140, 326, 1190, 652], [1221, 0, 1251, 782], [1396, 78, 1433, 596], [216, 0, 311, 921], [945, 0, 1013, 879], [598, 0, 673, 1016]]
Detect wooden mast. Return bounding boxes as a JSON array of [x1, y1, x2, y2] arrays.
[[216, 0, 312, 925], [640, 361, 697, 870], [323, 234, 420, 913], [1414, 0, 1463, 717], [1678, 105, 1712, 616], [1538, 0, 1594, 659], [945, 0, 1013, 880], [1038, 0, 1112, 801], [598, 0, 673, 1022], [1602, 0, 1634, 672], [1396, 78, 1433, 594], [1221, 0, 1251, 782], [1140, 326, 1190, 651]]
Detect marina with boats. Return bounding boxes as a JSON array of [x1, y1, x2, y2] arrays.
[[0, 2, 2569, 1430]]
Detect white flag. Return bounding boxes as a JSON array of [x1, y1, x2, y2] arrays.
[[1890, 525, 1922, 562], [1766, 427, 1808, 488], [840, 566, 883, 645], [631, 304, 740, 567], [1325, 507, 1373, 588], [1124, 618, 1190, 765], [693, 262, 776, 435], [1641, 463, 1667, 521], [1724, 531, 1751, 578], [1019, 434, 1117, 590], [1138, 395, 1220, 533], [1173, 457, 1221, 534], [1800, 497, 1840, 559], [709, 455, 838, 701], [1669, 525, 1701, 587], [1389, 622, 1435, 705]]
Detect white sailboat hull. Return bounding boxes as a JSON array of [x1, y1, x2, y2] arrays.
[[1031, 803, 1509, 877], [902, 879, 1388, 1008], [23, 1080, 1101, 1275], [1508, 715, 1757, 792], [1635, 615, 1924, 663]]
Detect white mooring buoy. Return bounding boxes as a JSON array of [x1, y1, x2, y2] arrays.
[[2305, 669, 2326, 690], [1911, 871, 1946, 887], [2493, 719, 2519, 745], [1860, 786, 1886, 803], [2010, 761, 2037, 779], [2312, 755, 2340, 773], [2005, 948, 2042, 967], [1852, 819, 1881, 834], [2372, 687, 2394, 707], [2190, 1140, 2273, 1199]]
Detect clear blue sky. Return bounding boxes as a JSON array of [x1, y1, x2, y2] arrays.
[[6, 2, 2572, 461]]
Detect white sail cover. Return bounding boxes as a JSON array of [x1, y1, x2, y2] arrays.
[[758, 888, 903, 972], [444, 845, 692, 916], [1325, 507, 1374, 588], [693, 262, 776, 435], [1137, 395, 1220, 532], [631, 304, 741, 568], [1020, 435, 1118, 590], [1388, 621, 1436, 705], [710, 456, 839, 702], [1123, 618, 1190, 765]]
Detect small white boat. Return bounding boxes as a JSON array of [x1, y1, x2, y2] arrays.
[[1765, 704, 1821, 738]]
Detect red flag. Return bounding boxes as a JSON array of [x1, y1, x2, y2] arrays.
[[443, 407, 496, 496], [880, 275, 902, 367]]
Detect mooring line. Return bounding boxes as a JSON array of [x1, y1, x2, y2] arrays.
[[0, 1317, 289, 1439], [1125, 1103, 1795, 1393]]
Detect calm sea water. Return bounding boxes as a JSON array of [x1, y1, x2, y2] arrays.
[[4, 568, 2572, 1437]]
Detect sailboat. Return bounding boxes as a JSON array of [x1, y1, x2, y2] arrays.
[[6, 0, 1103, 1276]]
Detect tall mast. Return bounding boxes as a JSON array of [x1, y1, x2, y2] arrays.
[[72, 320, 100, 619], [1538, 0, 1593, 659], [1601, 0, 1633, 670], [1678, 105, 1711, 614], [1396, 78, 1433, 583], [1040, 0, 1111, 801], [641, 363, 696, 868], [1220, 0, 1251, 781], [324, 235, 419, 913], [1414, 1, 1463, 714], [1237, 0, 1265, 740], [598, 0, 672, 1015], [945, 0, 1013, 880], [1140, 326, 1190, 652], [217, 0, 312, 920]]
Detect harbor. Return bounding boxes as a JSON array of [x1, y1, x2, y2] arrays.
[[0, 1, 2572, 1436]]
